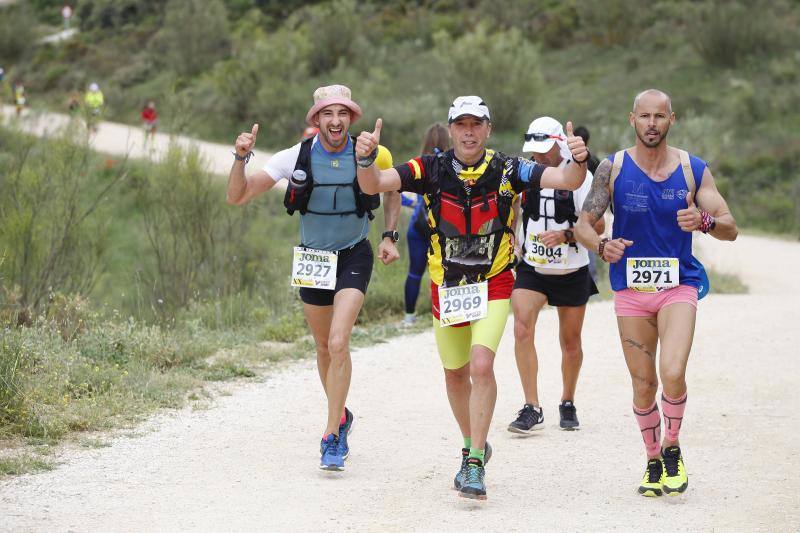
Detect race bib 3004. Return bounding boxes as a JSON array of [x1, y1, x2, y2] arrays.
[[626, 257, 679, 292], [524, 231, 567, 266], [291, 247, 337, 290], [438, 281, 488, 327]]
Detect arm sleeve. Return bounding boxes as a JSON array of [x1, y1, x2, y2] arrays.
[[394, 155, 435, 194], [515, 158, 545, 192], [262, 143, 302, 182]]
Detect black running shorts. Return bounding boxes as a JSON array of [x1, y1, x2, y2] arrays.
[[513, 263, 598, 307], [299, 239, 374, 306]]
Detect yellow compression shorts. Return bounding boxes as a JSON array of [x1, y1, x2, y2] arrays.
[[433, 299, 510, 370]]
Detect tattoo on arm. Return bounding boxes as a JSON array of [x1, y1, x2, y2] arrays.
[[624, 338, 655, 358], [581, 159, 612, 224]]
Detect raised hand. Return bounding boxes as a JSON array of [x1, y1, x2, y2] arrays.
[[356, 118, 382, 158], [565, 121, 588, 163], [676, 191, 701, 232], [235, 124, 258, 158], [603, 238, 633, 263]]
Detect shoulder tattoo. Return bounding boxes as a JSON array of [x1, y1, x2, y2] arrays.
[[581, 158, 612, 223]]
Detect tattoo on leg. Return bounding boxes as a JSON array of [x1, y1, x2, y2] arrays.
[[624, 338, 655, 358]]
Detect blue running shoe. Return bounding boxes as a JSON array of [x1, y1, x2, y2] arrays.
[[459, 458, 487, 500], [319, 408, 354, 456], [453, 442, 492, 490], [320, 434, 345, 471], [340, 407, 354, 436]]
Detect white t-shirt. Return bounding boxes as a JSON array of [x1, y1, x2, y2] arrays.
[[519, 159, 594, 273], [263, 142, 303, 182]]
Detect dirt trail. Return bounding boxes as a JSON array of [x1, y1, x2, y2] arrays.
[[1, 110, 799, 530], [1, 105, 274, 177]]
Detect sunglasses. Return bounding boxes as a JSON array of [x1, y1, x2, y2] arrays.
[[524, 132, 565, 142]]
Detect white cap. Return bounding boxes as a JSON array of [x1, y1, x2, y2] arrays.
[[523, 116, 568, 153], [448, 96, 490, 123], [89, 82, 99, 91]]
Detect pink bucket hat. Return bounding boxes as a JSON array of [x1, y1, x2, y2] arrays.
[[305, 84, 363, 126]]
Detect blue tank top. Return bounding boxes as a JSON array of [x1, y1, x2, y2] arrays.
[[609, 151, 706, 291]]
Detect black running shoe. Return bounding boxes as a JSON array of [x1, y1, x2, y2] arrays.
[[508, 404, 544, 435], [559, 400, 580, 430]]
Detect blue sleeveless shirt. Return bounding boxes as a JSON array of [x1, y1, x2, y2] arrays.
[[609, 151, 706, 291]]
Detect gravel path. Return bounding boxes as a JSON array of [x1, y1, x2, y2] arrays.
[[1, 108, 798, 530]]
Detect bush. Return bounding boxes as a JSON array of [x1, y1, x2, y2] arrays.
[[687, 0, 798, 68], [149, 0, 230, 77], [0, 4, 37, 63], [0, 126, 125, 318], [432, 24, 544, 132], [134, 143, 256, 314]]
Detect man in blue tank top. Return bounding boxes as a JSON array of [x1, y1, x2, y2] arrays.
[[575, 89, 738, 497], [226, 85, 401, 472]]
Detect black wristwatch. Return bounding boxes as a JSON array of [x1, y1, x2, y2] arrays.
[[382, 230, 399, 243], [563, 229, 574, 242]]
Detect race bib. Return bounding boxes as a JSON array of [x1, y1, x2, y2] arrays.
[[291, 247, 337, 290], [438, 282, 488, 327], [524, 231, 567, 266], [626, 257, 679, 292]]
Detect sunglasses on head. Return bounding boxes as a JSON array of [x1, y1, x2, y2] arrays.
[[524, 132, 565, 142]]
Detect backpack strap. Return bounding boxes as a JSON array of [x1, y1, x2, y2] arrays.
[[678, 149, 696, 196], [609, 150, 625, 213]]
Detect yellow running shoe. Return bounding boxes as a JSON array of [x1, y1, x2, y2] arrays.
[[638, 458, 664, 497], [662, 446, 688, 495]]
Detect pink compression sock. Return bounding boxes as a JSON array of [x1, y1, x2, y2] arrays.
[[339, 409, 347, 426], [661, 391, 687, 443], [633, 402, 662, 459]]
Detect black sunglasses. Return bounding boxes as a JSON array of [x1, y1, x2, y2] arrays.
[[524, 132, 565, 142]]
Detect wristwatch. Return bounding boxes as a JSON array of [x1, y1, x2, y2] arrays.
[[563, 229, 574, 242], [382, 230, 400, 243]]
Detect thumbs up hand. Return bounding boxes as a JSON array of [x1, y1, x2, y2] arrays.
[[677, 191, 702, 232], [356, 118, 382, 161], [235, 123, 258, 158], [565, 121, 588, 164]]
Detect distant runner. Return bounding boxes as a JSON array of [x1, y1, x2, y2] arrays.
[[574, 89, 738, 497]]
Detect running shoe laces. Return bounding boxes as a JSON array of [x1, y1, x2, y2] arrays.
[[662, 446, 681, 477], [560, 401, 577, 422], [515, 404, 541, 426], [646, 458, 663, 483], [464, 458, 485, 485]]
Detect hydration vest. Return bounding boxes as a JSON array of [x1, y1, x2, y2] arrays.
[[283, 136, 380, 219], [428, 151, 515, 286], [521, 187, 578, 251]]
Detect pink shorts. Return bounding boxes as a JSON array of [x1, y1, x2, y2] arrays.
[[614, 285, 698, 317]]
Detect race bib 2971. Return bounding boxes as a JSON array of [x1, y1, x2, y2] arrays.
[[626, 257, 679, 292]]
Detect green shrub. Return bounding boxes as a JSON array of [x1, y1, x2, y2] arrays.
[[687, 1, 798, 68]]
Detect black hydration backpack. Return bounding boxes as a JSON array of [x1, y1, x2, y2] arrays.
[[283, 136, 380, 219]]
